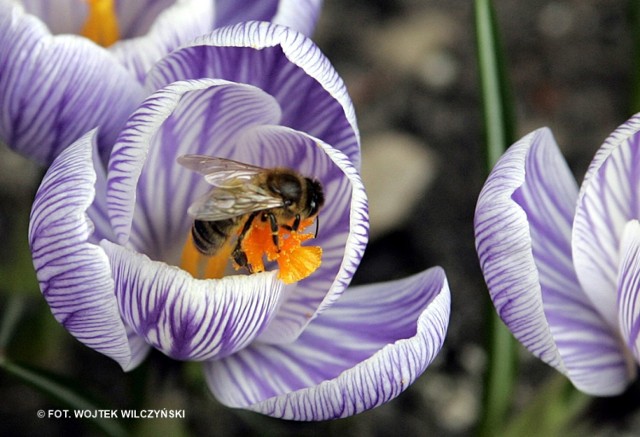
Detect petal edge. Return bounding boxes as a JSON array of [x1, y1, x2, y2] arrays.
[[28, 130, 138, 370], [205, 267, 450, 420]]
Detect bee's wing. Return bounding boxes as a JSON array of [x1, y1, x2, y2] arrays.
[[177, 155, 265, 188], [187, 183, 284, 221], [179, 155, 283, 221]]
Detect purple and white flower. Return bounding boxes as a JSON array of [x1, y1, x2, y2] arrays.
[[474, 115, 640, 396], [29, 22, 451, 420], [0, 0, 323, 164]]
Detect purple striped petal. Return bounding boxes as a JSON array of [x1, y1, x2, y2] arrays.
[[28, 130, 144, 371], [101, 240, 285, 361], [573, 114, 640, 328], [86, 138, 116, 244], [475, 128, 630, 394], [19, 1, 214, 83], [125, 322, 152, 370], [617, 220, 640, 368], [204, 267, 450, 420], [109, 75, 367, 342], [106, 79, 281, 261], [146, 21, 361, 168], [512, 129, 631, 394], [109, 0, 215, 82], [220, 126, 368, 344], [580, 114, 640, 194], [214, 0, 323, 36], [475, 130, 564, 369], [0, 3, 145, 164]]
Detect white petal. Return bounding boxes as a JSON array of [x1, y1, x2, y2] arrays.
[[617, 220, 640, 368], [109, 0, 215, 81], [147, 21, 361, 168], [28, 130, 142, 370], [101, 240, 285, 361], [106, 79, 280, 257], [573, 114, 640, 327], [204, 268, 450, 419]]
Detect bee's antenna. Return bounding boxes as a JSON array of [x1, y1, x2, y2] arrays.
[[314, 215, 320, 238]]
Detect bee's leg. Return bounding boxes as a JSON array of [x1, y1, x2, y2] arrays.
[[281, 214, 301, 232], [232, 249, 251, 273], [314, 214, 319, 238], [292, 214, 301, 232], [233, 212, 258, 272], [266, 212, 280, 251]]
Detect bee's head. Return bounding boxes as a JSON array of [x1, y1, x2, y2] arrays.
[[268, 172, 302, 208], [305, 178, 324, 217]]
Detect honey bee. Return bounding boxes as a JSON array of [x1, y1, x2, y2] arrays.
[[177, 155, 325, 272]]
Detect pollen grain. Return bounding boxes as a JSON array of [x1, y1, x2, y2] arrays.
[[236, 217, 322, 284]]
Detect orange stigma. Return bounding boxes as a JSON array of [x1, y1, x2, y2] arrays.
[[80, 0, 120, 47], [235, 217, 322, 284]]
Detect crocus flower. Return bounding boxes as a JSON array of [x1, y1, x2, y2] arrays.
[[474, 115, 640, 396], [0, 0, 323, 164], [29, 22, 451, 419]]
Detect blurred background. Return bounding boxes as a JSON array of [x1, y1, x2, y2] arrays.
[[2, 0, 640, 435]]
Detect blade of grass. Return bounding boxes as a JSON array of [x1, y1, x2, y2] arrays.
[[474, 0, 518, 435]]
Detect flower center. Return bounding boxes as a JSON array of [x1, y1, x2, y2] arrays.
[[179, 217, 323, 284], [80, 0, 120, 47], [236, 216, 322, 284]]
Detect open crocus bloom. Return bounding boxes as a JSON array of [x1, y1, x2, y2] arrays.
[[0, 0, 322, 164], [474, 115, 640, 396], [29, 22, 451, 419]]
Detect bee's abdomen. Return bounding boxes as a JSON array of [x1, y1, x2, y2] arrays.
[[192, 219, 236, 255]]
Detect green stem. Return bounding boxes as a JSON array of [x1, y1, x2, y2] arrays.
[[479, 311, 518, 437], [474, 0, 518, 435], [475, 0, 516, 168]]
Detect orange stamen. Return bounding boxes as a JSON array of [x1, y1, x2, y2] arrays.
[[80, 0, 120, 47], [234, 217, 322, 284]]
